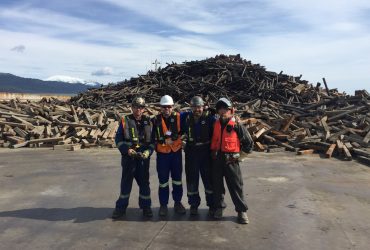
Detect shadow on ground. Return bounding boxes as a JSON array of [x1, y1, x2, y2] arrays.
[[0, 207, 238, 223]]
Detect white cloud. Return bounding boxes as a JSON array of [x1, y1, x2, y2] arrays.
[[91, 67, 113, 76]]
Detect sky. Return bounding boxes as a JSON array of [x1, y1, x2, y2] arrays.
[[0, 0, 369, 93]]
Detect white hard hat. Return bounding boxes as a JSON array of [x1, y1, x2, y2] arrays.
[[160, 95, 174, 106]]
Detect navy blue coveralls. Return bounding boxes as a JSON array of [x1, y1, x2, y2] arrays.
[[115, 114, 154, 210], [181, 111, 216, 208], [152, 113, 183, 206]]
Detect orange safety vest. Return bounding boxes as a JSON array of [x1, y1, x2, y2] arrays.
[[210, 117, 240, 153], [155, 112, 182, 153]]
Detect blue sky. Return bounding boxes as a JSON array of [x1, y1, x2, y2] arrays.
[[0, 0, 369, 93]]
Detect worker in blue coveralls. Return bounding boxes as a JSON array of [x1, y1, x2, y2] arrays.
[[152, 95, 186, 217], [112, 96, 154, 219], [181, 96, 216, 216]]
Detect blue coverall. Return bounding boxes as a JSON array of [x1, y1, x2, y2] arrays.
[[153, 114, 183, 206], [115, 115, 154, 209]]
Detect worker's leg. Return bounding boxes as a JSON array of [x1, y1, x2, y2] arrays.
[[170, 150, 183, 203], [199, 147, 213, 207], [135, 158, 151, 209], [211, 154, 225, 209], [185, 147, 200, 207], [156, 152, 170, 206], [115, 156, 135, 209], [224, 160, 248, 212]]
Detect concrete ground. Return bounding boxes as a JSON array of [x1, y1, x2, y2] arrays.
[[0, 148, 369, 250]]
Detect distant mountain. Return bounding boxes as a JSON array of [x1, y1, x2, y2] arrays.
[[0, 73, 100, 94]]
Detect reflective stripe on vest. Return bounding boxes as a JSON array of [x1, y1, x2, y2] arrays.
[[155, 112, 182, 153], [121, 115, 151, 146], [210, 117, 241, 153], [186, 111, 210, 144]]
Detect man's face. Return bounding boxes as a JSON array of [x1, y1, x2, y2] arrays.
[[191, 105, 203, 117], [217, 107, 231, 119], [132, 106, 144, 118], [161, 105, 173, 117]]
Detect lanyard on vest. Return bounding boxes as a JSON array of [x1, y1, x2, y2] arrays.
[[156, 113, 179, 143]]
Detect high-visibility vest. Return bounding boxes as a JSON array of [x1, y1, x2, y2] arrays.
[[210, 117, 240, 153], [185, 111, 211, 145], [155, 112, 182, 153], [121, 115, 151, 146]]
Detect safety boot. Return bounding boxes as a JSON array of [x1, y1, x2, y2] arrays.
[[143, 207, 153, 218], [208, 207, 215, 217], [174, 202, 186, 214], [112, 208, 126, 219], [213, 208, 223, 219], [190, 206, 198, 216], [237, 212, 249, 224], [159, 205, 168, 217]]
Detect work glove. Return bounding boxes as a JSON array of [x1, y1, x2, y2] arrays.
[[141, 150, 150, 160], [181, 140, 187, 150]]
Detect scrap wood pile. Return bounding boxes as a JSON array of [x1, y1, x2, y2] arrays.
[[0, 98, 130, 151], [235, 89, 370, 166], [1, 54, 370, 166], [71, 54, 341, 109]]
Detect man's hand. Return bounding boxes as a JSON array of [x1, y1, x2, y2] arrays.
[[128, 149, 136, 157], [165, 138, 174, 145], [141, 150, 150, 159]]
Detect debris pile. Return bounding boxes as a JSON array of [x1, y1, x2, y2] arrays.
[[71, 54, 341, 109], [0, 98, 125, 150], [0, 55, 369, 165]]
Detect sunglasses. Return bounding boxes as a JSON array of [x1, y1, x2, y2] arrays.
[[161, 106, 173, 109]]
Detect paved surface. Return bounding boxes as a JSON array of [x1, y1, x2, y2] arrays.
[[0, 148, 370, 250]]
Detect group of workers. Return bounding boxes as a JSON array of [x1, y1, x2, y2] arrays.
[[112, 94, 254, 224]]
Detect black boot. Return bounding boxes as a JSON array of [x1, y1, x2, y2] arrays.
[[143, 207, 153, 218], [237, 212, 249, 224], [190, 206, 198, 216], [174, 202, 186, 214], [208, 207, 215, 217], [112, 208, 126, 219], [159, 205, 168, 217], [213, 208, 223, 219]]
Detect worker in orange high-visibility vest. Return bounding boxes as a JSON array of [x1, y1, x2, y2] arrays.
[[152, 95, 186, 217], [210, 97, 254, 224]]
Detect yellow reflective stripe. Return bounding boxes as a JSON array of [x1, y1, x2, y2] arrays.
[[205, 189, 213, 194], [139, 194, 151, 199], [159, 182, 169, 188], [157, 127, 161, 139], [119, 193, 130, 199], [172, 180, 182, 185], [187, 191, 199, 195]]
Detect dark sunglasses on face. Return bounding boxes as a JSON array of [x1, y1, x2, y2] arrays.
[[161, 106, 172, 109], [133, 106, 145, 109]]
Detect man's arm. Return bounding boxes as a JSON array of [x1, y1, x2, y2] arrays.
[[115, 121, 132, 155], [235, 123, 254, 153]]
